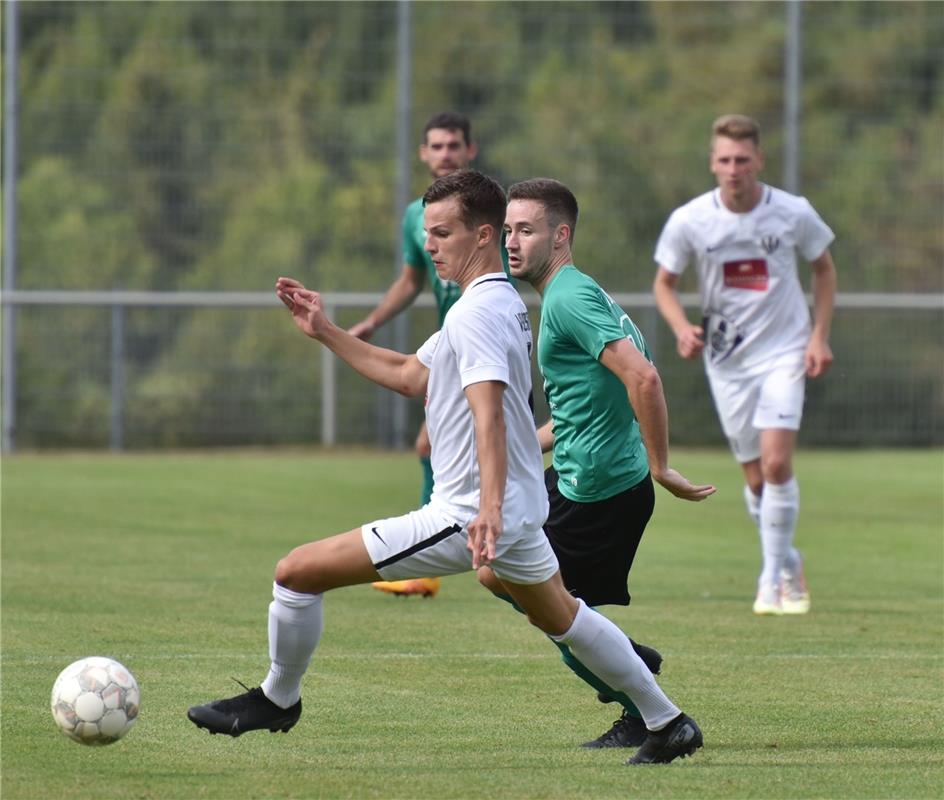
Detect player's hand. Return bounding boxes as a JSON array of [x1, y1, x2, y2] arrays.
[[676, 324, 705, 360], [348, 319, 376, 341], [466, 508, 501, 570], [275, 277, 329, 339], [275, 276, 306, 296], [805, 337, 833, 378], [652, 467, 716, 502]]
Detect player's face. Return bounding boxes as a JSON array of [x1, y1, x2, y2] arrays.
[[504, 199, 560, 286], [420, 128, 477, 178], [711, 136, 764, 203], [423, 197, 482, 284]]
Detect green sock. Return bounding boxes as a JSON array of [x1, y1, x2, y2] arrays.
[[492, 592, 642, 718], [419, 457, 434, 506]]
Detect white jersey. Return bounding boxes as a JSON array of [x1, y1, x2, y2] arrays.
[[655, 184, 834, 375], [416, 272, 548, 533]]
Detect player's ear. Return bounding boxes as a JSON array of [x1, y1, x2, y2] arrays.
[[466, 141, 478, 162], [554, 224, 570, 247]]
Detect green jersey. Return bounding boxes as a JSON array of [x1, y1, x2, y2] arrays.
[[539, 265, 651, 503], [403, 197, 511, 326]]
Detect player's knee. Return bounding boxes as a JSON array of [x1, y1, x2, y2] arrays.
[[274, 549, 308, 592], [524, 598, 577, 637], [477, 566, 501, 593], [761, 452, 792, 483], [527, 613, 569, 638]]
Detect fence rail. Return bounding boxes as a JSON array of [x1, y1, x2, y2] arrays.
[[5, 290, 942, 309], [2, 291, 941, 451]]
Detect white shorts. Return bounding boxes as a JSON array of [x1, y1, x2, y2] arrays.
[[361, 504, 559, 586], [707, 355, 806, 463]]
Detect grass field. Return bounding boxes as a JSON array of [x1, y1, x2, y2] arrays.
[[2, 448, 942, 799]]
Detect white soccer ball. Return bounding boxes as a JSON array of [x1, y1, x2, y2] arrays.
[[50, 657, 140, 745]]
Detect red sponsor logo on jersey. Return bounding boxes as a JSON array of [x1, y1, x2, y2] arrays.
[[723, 259, 768, 291]]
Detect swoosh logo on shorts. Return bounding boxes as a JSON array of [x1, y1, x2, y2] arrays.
[[371, 526, 386, 545]]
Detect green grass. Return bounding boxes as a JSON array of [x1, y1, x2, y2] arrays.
[[2, 448, 942, 799]]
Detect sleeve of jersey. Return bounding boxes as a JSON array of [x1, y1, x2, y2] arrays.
[[653, 209, 692, 274], [401, 206, 426, 270], [796, 198, 836, 261], [450, 306, 510, 389], [551, 284, 625, 361], [416, 330, 441, 369]]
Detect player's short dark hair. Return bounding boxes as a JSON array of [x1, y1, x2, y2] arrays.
[[712, 114, 761, 147], [507, 178, 579, 243], [423, 111, 472, 146], [423, 170, 506, 240]]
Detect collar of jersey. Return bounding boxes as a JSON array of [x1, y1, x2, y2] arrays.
[[545, 264, 577, 292], [713, 183, 771, 215], [466, 272, 509, 292]]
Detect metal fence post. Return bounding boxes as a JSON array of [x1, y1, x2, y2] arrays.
[[321, 299, 337, 446], [2, 0, 19, 453], [110, 304, 125, 451], [783, 0, 803, 194], [389, 0, 412, 449]]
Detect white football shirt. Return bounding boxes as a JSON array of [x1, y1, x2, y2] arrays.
[[416, 273, 548, 533], [655, 184, 834, 375]]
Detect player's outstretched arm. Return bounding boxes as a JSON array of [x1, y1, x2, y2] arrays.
[[805, 250, 837, 378], [649, 466, 717, 502], [276, 276, 428, 397], [464, 380, 507, 569], [348, 265, 425, 341], [599, 338, 715, 502], [653, 268, 704, 360]]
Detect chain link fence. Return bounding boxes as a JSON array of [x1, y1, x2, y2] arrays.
[[3, 1, 942, 449], [5, 291, 942, 449]]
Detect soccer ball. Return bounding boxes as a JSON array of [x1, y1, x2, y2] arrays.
[[50, 657, 140, 745]]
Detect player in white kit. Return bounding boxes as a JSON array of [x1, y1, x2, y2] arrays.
[[653, 114, 838, 616], [188, 170, 702, 765]]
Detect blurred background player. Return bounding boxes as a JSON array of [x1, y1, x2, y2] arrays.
[[483, 177, 714, 749], [348, 111, 479, 599], [652, 114, 837, 616]]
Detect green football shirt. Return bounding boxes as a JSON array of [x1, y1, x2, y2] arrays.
[[403, 197, 511, 326], [539, 265, 651, 503]]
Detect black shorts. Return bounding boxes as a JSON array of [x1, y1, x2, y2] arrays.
[[543, 466, 655, 607]]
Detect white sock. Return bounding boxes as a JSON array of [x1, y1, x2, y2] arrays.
[[261, 582, 323, 709], [783, 546, 802, 575], [758, 478, 800, 588], [743, 485, 761, 529], [550, 599, 680, 730]]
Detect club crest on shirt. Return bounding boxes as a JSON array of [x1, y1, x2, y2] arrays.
[[760, 235, 780, 254]]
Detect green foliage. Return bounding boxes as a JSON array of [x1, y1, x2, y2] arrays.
[[8, 2, 943, 448], [2, 449, 943, 798], [14, 1, 942, 294], [18, 157, 155, 288]]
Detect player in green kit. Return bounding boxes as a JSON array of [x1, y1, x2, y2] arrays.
[[480, 178, 715, 757], [349, 112, 478, 598]]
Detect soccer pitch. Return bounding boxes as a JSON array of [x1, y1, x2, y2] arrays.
[[2, 448, 942, 799]]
